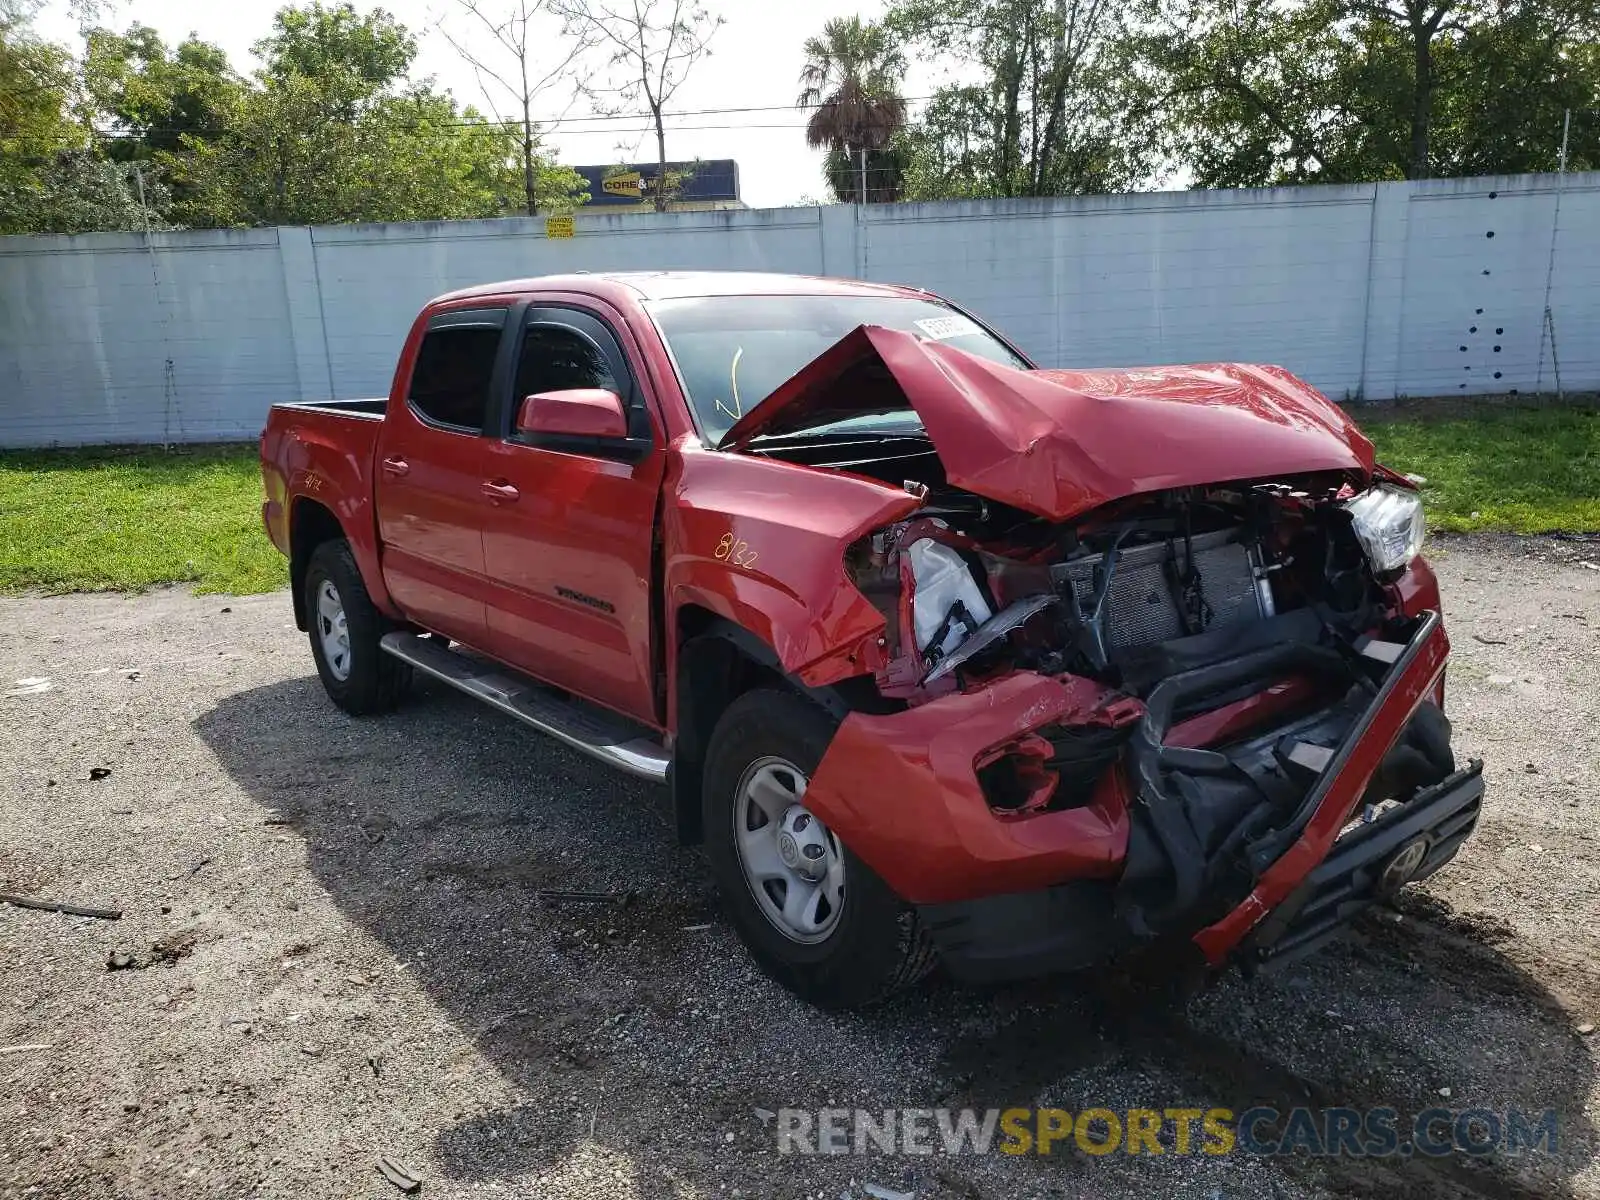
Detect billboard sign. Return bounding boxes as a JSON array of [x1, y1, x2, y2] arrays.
[[574, 160, 741, 207]]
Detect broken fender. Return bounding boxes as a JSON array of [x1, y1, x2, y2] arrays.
[[663, 443, 922, 688]]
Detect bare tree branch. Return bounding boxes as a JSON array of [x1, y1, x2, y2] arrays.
[[553, 0, 720, 209], [434, 0, 595, 214]]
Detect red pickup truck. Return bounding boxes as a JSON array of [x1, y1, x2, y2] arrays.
[[261, 271, 1483, 1009]]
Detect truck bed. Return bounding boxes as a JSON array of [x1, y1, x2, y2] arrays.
[[259, 398, 389, 563], [273, 397, 387, 418]]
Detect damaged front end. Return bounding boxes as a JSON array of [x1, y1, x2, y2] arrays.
[[753, 331, 1483, 981]]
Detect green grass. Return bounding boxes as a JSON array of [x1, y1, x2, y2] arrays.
[[0, 444, 286, 595], [1359, 404, 1600, 534], [1, 405, 1596, 596]]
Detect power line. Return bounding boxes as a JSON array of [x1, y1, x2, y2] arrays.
[[32, 114, 928, 146], [36, 93, 944, 144]]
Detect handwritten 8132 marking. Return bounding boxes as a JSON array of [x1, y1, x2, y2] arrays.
[[715, 533, 759, 570]]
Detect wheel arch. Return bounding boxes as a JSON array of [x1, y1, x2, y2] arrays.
[[671, 605, 855, 846], [288, 498, 347, 631]]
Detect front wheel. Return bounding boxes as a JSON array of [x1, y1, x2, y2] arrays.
[[304, 539, 411, 715], [702, 688, 935, 1009]]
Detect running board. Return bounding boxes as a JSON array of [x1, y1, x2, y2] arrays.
[[379, 632, 670, 783]]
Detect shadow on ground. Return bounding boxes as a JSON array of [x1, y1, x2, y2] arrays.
[[195, 675, 1596, 1199]]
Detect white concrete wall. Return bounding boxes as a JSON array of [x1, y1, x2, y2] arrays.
[[2, 172, 1597, 447]]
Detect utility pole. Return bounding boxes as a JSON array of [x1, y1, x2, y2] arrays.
[[859, 145, 868, 206]]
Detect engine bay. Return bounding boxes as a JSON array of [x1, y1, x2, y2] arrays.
[[833, 459, 1387, 703]]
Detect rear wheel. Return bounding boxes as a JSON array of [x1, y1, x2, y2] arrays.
[[304, 539, 411, 715], [702, 688, 935, 1009]]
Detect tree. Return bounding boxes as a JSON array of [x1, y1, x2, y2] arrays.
[[434, 0, 592, 216], [823, 141, 912, 203], [797, 17, 908, 202], [81, 23, 243, 225], [1125, 0, 1600, 186], [0, 0, 160, 233], [84, 25, 241, 158], [555, 0, 721, 212], [255, 1, 414, 96], [167, 2, 586, 227], [887, 0, 1151, 199]]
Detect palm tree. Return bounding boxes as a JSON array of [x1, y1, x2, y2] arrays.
[[797, 17, 908, 203]]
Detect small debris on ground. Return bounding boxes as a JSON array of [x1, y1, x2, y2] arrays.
[[88, 767, 112, 781], [1578, 1022, 1595, 1036], [107, 950, 137, 971], [535, 889, 626, 904], [150, 930, 198, 965], [864, 1185, 915, 1200], [1, 893, 121, 920], [376, 1155, 421, 1193], [0, 1043, 53, 1055], [1437, 1087, 1452, 1098], [1472, 633, 1508, 645], [682, 923, 714, 932]]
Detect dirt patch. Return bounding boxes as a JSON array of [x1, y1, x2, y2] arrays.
[[0, 545, 1597, 1199]]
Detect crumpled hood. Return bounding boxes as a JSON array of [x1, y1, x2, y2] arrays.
[[721, 325, 1375, 522]]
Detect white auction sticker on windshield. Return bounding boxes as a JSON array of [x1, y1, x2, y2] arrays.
[[913, 314, 981, 341]]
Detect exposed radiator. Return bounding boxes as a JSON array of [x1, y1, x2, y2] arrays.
[[1050, 528, 1269, 651]]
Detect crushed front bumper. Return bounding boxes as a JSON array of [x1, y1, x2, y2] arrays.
[[917, 758, 1482, 984], [1237, 759, 1483, 971], [803, 605, 1471, 982]]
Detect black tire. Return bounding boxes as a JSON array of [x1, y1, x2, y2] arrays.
[[702, 687, 936, 1010], [304, 539, 411, 715]]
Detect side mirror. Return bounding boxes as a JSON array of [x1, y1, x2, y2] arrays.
[[516, 389, 628, 439]]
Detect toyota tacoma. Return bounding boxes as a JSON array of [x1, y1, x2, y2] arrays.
[[260, 271, 1483, 1009]]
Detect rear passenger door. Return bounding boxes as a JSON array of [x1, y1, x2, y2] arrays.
[[374, 306, 509, 647]]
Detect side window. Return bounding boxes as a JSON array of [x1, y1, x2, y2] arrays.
[[407, 325, 502, 431], [515, 325, 619, 399]]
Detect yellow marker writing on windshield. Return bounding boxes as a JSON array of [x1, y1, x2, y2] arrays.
[[714, 346, 745, 423]]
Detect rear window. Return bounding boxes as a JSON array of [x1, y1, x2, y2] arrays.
[[408, 325, 502, 430]]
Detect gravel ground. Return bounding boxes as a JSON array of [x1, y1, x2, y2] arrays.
[[1, 536, 1597, 1200]]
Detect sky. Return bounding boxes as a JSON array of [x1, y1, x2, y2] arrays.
[[35, 0, 941, 209]]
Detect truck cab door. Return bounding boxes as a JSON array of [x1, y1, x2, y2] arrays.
[[478, 305, 666, 725], [374, 306, 510, 647]]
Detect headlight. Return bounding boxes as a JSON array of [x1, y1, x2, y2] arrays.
[[1345, 484, 1425, 574]]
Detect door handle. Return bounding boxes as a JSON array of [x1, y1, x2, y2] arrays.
[[480, 480, 520, 503], [381, 456, 409, 477]]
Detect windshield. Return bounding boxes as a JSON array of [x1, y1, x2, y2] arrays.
[[646, 294, 1030, 444]]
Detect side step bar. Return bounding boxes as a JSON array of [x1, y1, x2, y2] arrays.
[[379, 632, 670, 783]]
